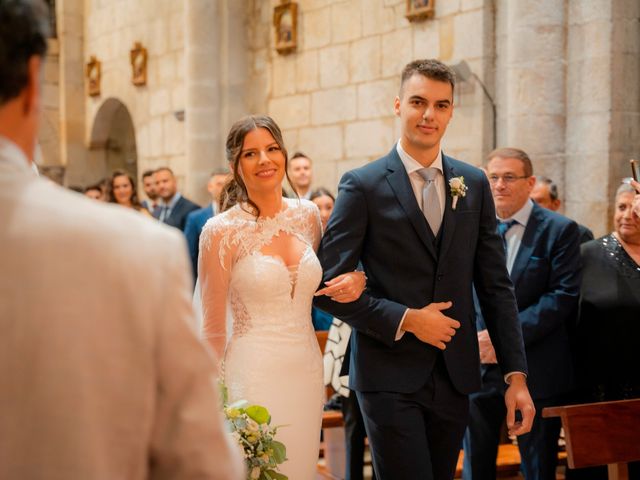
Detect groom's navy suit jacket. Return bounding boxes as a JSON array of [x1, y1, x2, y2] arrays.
[[314, 148, 527, 395], [476, 203, 581, 400]]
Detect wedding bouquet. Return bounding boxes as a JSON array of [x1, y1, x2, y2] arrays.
[[221, 384, 288, 480]]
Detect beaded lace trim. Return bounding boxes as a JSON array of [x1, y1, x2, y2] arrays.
[[600, 234, 640, 278], [199, 198, 319, 270]]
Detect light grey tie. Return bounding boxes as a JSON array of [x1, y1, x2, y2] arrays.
[[418, 167, 441, 235]]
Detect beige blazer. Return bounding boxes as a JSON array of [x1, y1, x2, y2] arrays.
[[0, 144, 244, 479]]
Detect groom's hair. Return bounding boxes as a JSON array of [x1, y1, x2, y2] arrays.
[[400, 59, 455, 97], [0, 0, 50, 106]]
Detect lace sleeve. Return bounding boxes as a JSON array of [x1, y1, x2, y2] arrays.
[[304, 200, 323, 252], [198, 218, 233, 360]]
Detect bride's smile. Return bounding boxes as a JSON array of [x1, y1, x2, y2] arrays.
[[239, 127, 286, 194]]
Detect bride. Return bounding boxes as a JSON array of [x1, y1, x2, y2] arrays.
[[198, 115, 365, 479]]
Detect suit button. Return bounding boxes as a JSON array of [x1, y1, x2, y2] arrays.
[[436, 274, 444, 281]]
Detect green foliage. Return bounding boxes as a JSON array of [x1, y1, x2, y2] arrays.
[[221, 384, 288, 480], [262, 470, 288, 480], [245, 405, 271, 425]]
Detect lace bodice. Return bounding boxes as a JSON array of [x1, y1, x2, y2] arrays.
[[198, 198, 323, 357]]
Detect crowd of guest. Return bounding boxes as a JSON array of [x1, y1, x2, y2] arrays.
[[463, 149, 640, 480]]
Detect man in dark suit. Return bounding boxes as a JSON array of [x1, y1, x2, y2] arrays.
[[140, 169, 159, 215], [313, 59, 535, 480], [153, 167, 200, 230], [462, 148, 581, 480], [530, 175, 594, 244], [183, 169, 229, 279]]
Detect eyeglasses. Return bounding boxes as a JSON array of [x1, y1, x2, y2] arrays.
[[488, 174, 529, 184]]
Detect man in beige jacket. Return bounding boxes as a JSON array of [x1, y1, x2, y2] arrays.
[[0, 2, 244, 479]]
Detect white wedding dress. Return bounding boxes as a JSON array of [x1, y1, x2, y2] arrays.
[[198, 198, 324, 479]]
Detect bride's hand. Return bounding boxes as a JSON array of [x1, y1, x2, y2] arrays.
[[315, 271, 367, 303]]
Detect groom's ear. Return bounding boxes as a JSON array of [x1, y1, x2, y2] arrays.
[[394, 96, 401, 116]]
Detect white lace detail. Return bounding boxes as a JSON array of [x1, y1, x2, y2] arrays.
[[229, 288, 251, 337], [200, 198, 320, 270], [197, 197, 324, 478]]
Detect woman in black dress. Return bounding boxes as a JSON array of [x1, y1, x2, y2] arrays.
[[571, 181, 640, 479]]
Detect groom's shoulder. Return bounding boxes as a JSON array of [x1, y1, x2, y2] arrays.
[[444, 155, 488, 185], [341, 149, 395, 183]]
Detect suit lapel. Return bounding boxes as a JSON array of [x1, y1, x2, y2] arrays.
[[385, 151, 437, 260], [510, 204, 545, 287], [438, 156, 458, 261], [169, 197, 184, 220]]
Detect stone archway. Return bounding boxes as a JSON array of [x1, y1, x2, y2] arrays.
[[87, 97, 138, 182], [65, 97, 137, 187]]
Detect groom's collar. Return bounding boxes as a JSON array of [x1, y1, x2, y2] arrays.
[[395, 140, 443, 177], [0, 135, 31, 172]]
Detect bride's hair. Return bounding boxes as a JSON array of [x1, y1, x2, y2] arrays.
[[220, 115, 296, 217]]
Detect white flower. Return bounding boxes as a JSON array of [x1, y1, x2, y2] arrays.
[[250, 466, 261, 479], [246, 418, 260, 433], [449, 176, 468, 210], [449, 177, 463, 190]]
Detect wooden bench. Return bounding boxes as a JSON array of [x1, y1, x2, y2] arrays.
[[544, 399, 640, 480], [454, 444, 567, 478]]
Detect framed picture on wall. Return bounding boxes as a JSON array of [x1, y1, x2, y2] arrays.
[[406, 0, 435, 22], [86, 56, 101, 97], [273, 1, 298, 55], [130, 42, 148, 86]]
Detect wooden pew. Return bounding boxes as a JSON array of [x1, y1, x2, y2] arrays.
[[543, 399, 640, 480], [454, 444, 567, 478]]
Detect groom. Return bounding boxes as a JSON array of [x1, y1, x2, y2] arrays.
[[314, 59, 535, 479]]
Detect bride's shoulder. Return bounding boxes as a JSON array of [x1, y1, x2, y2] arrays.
[[201, 207, 245, 240], [286, 197, 319, 217]]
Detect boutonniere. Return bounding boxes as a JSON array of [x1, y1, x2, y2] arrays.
[[449, 176, 468, 210]]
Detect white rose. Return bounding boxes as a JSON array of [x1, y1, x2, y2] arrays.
[[450, 178, 462, 189], [246, 419, 260, 432], [251, 467, 261, 479]]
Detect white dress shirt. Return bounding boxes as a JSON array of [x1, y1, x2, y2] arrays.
[[0, 136, 30, 170], [396, 140, 446, 218], [486, 199, 532, 382], [159, 192, 183, 221], [395, 140, 446, 340], [1, 137, 245, 479], [500, 199, 534, 273]]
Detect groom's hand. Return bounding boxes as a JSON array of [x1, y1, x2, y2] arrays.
[[402, 302, 460, 350], [504, 374, 535, 436]]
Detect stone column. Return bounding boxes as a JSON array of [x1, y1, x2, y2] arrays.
[[606, 0, 640, 226], [55, 0, 86, 185], [185, 0, 222, 205], [185, 0, 248, 205], [498, 0, 566, 185], [563, 0, 640, 236], [564, 1, 614, 235]]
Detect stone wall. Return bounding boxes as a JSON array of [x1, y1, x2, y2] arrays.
[[45, 0, 638, 230], [80, 0, 186, 188], [246, 0, 493, 194], [39, 39, 62, 172], [564, 0, 640, 235]]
